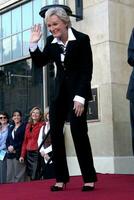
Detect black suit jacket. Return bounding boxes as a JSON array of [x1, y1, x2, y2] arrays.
[[6, 122, 26, 159], [127, 28, 134, 102], [30, 28, 93, 102]]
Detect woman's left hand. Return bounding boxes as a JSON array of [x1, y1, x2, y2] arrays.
[[40, 151, 45, 157], [73, 101, 84, 117], [44, 154, 50, 161]]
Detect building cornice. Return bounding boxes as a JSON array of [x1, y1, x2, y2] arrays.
[[0, 0, 30, 12]]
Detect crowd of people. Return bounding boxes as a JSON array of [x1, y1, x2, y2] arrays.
[[0, 107, 55, 184]]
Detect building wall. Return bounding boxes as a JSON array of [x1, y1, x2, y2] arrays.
[[108, 0, 134, 172], [64, 0, 134, 175]]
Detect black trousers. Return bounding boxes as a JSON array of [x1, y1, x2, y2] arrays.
[[49, 83, 97, 183], [129, 102, 134, 154], [40, 156, 55, 179], [0, 157, 7, 183]]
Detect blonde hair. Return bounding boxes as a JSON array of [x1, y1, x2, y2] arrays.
[[44, 107, 49, 121], [45, 7, 71, 28], [28, 106, 44, 123]]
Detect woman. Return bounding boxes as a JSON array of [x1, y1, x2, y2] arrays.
[[19, 106, 44, 180], [38, 107, 55, 179], [30, 7, 97, 191], [6, 110, 26, 183], [0, 111, 9, 183]]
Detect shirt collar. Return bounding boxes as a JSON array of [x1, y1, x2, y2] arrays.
[[51, 28, 76, 46]]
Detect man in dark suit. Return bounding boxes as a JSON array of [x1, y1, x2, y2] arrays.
[[127, 28, 134, 154], [30, 6, 97, 191]]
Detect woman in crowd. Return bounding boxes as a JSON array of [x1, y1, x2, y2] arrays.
[[19, 106, 44, 180], [6, 110, 27, 183], [0, 111, 9, 183], [38, 107, 55, 179]]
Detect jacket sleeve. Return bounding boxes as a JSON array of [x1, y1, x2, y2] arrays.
[[20, 125, 28, 158], [6, 133, 10, 149], [6, 125, 13, 148], [0, 131, 8, 150], [13, 123, 26, 150], [75, 35, 93, 98], [128, 28, 134, 67], [29, 36, 52, 68]]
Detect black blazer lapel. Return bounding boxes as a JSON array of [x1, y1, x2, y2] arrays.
[[51, 43, 61, 63], [64, 40, 78, 64]]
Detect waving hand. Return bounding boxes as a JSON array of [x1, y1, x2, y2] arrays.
[[30, 24, 42, 43]]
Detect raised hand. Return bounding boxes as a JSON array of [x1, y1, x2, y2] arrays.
[[30, 24, 42, 43]]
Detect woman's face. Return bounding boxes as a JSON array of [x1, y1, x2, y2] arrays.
[[0, 114, 8, 125], [12, 112, 21, 124], [46, 15, 67, 39], [31, 109, 41, 122]]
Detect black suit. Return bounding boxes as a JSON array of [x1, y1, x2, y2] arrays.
[[30, 28, 97, 183], [127, 28, 134, 154]]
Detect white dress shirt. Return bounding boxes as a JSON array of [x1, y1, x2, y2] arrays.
[[38, 122, 52, 163]]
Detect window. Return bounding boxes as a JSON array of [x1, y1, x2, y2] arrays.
[[2, 37, 11, 62], [0, 0, 43, 65], [33, 0, 42, 24], [2, 12, 11, 38], [12, 33, 22, 59], [12, 7, 21, 34], [0, 16, 2, 39], [0, 59, 43, 119], [22, 2, 33, 30], [22, 30, 31, 56], [0, 40, 2, 63]]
